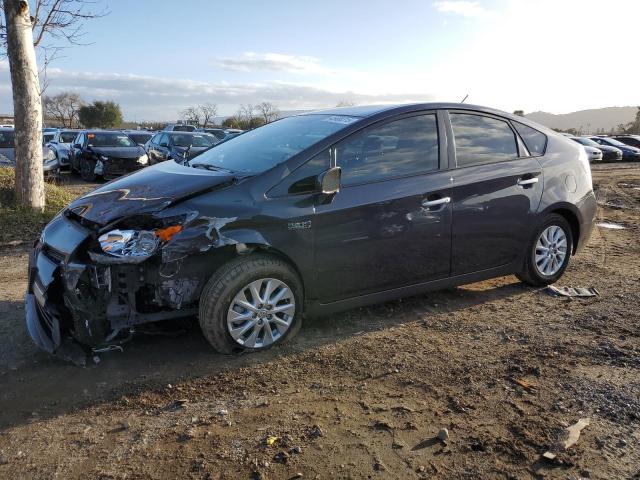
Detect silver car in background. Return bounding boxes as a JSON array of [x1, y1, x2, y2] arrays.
[[0, 127, 60, 176], [47, 129, 80, 169]]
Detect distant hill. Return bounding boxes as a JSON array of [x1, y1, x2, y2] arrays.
[[526, 106, 638, 132]]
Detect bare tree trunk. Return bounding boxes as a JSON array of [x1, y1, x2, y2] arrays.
[[3, 0, 44, 210]]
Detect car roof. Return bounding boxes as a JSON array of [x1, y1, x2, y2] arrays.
[[299, 102, 547, 130], [166, 131, 210, 136]]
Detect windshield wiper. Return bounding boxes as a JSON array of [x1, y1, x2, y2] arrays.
[[190, 163, 236, 174]]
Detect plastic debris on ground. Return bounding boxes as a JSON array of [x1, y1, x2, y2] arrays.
[[597, 222, 626, 230], [542, 418, 590, 461], [546, 286, 599, 298]]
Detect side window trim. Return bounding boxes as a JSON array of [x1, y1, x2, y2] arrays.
[[510, 120, 547, 157], [447, 110, 522, 169], [335, 111, 441, 188]]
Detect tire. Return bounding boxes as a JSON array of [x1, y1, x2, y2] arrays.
[[80, 157, 97, 182], [198, 254, 303, 354], [517, 213, 573, 287]]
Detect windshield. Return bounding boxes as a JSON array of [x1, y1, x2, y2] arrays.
[[171, 125, 195, 132], [60, 132, 77, 143], [191, 114, 358, 173], [572, 137, 600, 147], [172, 133, 215, 148], [0, 130, 15, 148], [205, 129, 227, 140], [87, 132, 136, 148], [598, 137, 626, 147], [129, 133, 152, 145]]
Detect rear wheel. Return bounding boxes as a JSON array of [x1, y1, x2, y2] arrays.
[[198, 254, 303, 354], [517, 214, 573, 286], [80, 157, 97, 182]]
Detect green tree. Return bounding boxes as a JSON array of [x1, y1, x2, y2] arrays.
[[222, 116, 241, 129], [78, 100, 123, 128]]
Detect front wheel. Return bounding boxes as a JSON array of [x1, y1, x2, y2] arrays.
[[517, 214, 573, 286], [198, 254, 303, 354], [80, 158, 97, 182]]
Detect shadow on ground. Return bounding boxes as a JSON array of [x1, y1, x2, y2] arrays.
[[0, 276, 529, 430]]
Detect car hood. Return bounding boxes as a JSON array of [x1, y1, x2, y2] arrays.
[[1, 147, 55, 165], [90, 146, 145, 159], [596, 144, 622, 153], [66, 160, 237, 225], [582, 146, 601, 154], [619, 145, 640, 152]]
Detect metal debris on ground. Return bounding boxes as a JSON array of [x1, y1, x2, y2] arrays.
[[546, 286, 599, 298]]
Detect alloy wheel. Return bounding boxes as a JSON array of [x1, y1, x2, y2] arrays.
[[534, 225, 568, 277], [226, 278, 296, 349]]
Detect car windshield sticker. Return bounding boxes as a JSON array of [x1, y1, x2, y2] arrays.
[[323, 116, 358, 125]]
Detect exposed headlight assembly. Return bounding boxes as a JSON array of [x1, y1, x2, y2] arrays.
[[138, 154, 149, 165], [44, 148, 57, 163], [98, 225, 183, 260]]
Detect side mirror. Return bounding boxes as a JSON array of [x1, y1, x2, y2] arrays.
[[73, 143, 82, 149], [317, 166, 341, 195]]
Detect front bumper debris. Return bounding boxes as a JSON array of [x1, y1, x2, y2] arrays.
[[25, 212, 203, 357]]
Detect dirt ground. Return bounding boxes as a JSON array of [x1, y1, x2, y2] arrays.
[[0, 165, 638, 479]]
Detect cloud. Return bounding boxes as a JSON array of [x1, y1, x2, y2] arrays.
[[212, 52, 332, 75], [434, 1, 486, 17], [0, 62, 435, 120]]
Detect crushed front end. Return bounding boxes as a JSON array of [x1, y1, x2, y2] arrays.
[[25, 207, 235, 357]]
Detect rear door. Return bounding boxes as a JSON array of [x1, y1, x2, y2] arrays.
[[313, 112, 453, 302], [447, 111, 544, 275]]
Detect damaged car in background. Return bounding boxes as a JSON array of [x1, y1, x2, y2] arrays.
[[69, 130, 149, 181], [1, 127, 61, 176], [26, 103, 597, 361]]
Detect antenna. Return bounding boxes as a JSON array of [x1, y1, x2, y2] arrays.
[[461, 94, 469, 103]]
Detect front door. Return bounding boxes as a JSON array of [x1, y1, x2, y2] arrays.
[[314, 112, 452, 303], [447, 111, 544, 275]]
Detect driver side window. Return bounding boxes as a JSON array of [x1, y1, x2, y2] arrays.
[[336, 114, 439, 186]]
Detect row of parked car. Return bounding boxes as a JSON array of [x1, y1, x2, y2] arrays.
[[2, 121, 639, 184], [38, 124, 244, 180], [564, 134, 640, 162]]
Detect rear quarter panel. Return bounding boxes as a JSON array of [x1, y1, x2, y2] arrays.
[[536, 133, 597, 252]]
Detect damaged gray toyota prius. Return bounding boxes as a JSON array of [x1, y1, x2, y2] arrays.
[[26, 103, 597, 358]]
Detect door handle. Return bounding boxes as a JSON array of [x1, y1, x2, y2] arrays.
[[422, 197, 451, 207], [517, 177, 539, 187]]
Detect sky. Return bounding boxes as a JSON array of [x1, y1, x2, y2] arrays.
[[1, 0, 640, 121]]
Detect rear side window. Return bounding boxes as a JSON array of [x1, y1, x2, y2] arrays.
[[336, 114, 439, 186], [513, 121, 547, 156], [451, 113, 518, 167]]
